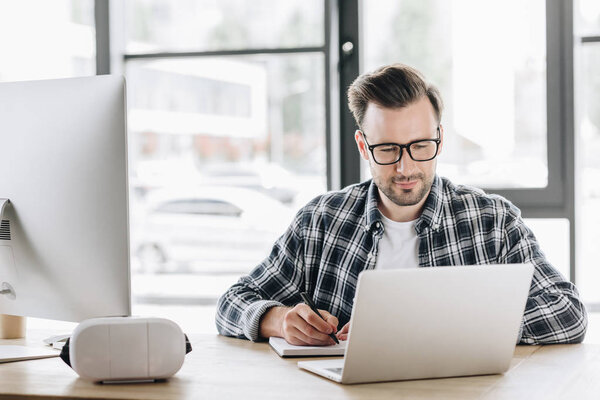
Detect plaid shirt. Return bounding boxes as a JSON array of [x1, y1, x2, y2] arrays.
[[216, 175, 587, 345]]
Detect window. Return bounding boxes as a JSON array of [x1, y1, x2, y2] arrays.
[[124, 0, 324, 53], [0, 0, 95, 82], [118, 0, 328, 333], [6, 0, 587, 331], [358, 0, 575, 283], [362, 0, 547, 189], [524, 218, 570, 279]]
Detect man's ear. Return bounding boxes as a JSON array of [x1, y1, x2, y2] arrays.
[[355, 130, 370, 161], [437, 124, 444, 156]]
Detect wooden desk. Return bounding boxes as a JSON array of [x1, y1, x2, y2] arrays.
[[0, 332, 599, 399]]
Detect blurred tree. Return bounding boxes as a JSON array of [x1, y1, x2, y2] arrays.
[[383, 0, 450, 89], [206, 13, 249, 48]]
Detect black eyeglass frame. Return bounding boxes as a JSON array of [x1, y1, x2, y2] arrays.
[[361, 126, 442, 165]]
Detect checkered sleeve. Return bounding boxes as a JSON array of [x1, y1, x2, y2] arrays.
[[499, 203, 588, 345], [215, 208, 307, 342]]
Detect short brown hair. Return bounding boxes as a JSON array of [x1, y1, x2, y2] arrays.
[[347, 63, 444, 128]]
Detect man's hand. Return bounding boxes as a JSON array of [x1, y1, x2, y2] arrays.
[[260, 305, 338, 346], [336, 322, 350, 341]]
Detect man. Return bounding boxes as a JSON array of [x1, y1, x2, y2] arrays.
[[216, 64, 587, 346]]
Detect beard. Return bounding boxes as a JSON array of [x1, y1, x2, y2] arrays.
[[373, 170, 434, 207]]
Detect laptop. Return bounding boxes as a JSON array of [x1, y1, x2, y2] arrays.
[[298, 263, 534, 384]]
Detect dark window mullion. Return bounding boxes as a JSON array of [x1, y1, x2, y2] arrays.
[[123, 47, 326, 61], [95, 0, 111, 75], [338, 0, 361, 188]]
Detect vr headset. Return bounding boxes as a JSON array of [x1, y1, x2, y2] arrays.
[[60, 317, 192, 383]]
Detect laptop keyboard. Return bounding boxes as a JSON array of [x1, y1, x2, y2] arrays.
[[326, 367, 343, 374]]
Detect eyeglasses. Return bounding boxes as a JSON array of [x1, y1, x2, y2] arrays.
[[362, 127, 441, 165]]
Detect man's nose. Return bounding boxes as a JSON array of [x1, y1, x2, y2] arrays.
[[396, 148, 417, 174]]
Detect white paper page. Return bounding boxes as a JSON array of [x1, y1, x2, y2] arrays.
[[269, 337, 347, 357]]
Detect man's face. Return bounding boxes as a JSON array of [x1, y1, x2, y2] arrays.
[[355, 97, 443, 207]]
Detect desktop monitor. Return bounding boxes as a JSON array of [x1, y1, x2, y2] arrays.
[[0, 75, 131, 325]]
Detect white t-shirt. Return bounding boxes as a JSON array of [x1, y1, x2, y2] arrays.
[[374, 212, 419, 270]]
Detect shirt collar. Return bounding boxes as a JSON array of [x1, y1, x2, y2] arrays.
[[364, 175, 444, 234], [364, 181, 383, 232], [414, 174, 443, 234]]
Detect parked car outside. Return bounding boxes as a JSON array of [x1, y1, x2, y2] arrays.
[[131, 186, 295, 274], [199, 162, 298, 205]]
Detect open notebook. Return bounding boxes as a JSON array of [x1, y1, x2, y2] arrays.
[[269, 337, 347, 357]]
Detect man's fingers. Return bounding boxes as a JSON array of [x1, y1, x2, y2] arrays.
[[336, 322, 350, 340], [282, 305, 339, 346], [320, 311, 339, 333], [294, 317, 336, 343], [338, 322, 350, 334], [284, 311, 334, 344], [288, 327, 334, 346], [297, 305, 334, 334]]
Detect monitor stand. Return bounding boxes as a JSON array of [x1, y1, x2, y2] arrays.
[[0, 315, 60, 363]]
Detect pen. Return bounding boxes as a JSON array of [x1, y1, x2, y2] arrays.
[[300, 292, 339, 344]]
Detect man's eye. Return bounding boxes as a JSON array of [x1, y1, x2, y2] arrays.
[[379, 146, 397, 153]]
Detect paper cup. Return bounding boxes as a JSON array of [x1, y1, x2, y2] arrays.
[[0, 314, 26, 339]]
